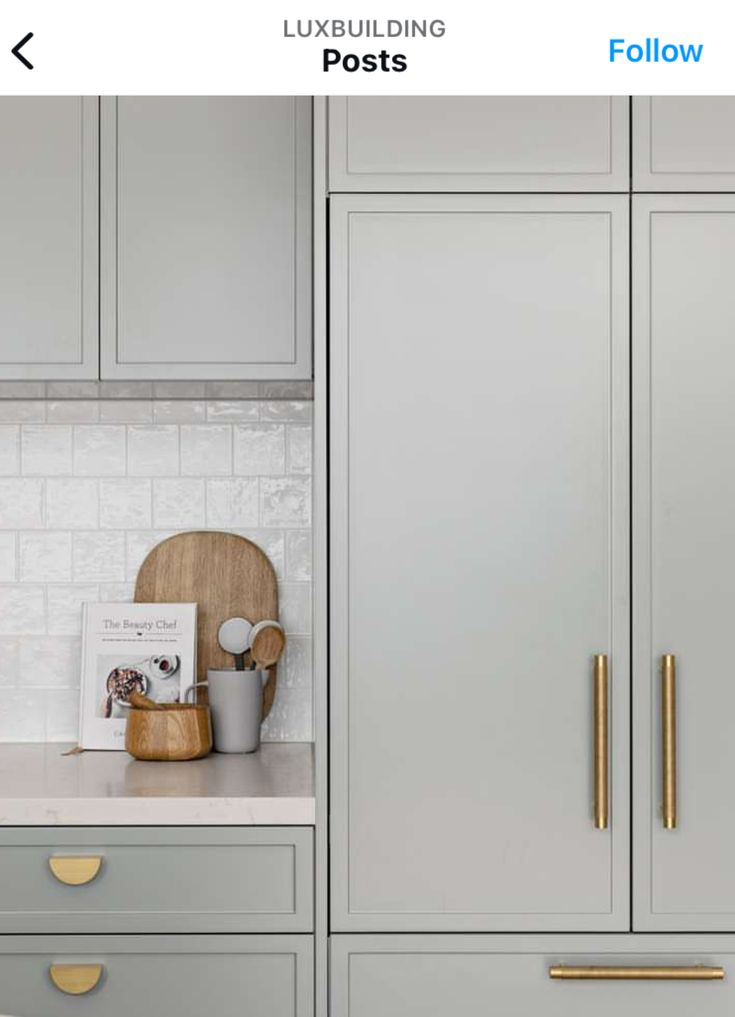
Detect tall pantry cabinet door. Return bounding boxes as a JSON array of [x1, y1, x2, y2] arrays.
[[633, 195, 735, 930], [331, 195, 630, 932], [329, 97, 629, 192], [100, 97, 312, 380], [0, 97, 98, 379], [634, 98, 735, 190]]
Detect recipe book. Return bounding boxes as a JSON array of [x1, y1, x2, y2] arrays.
[[79, 602, 198, 750]]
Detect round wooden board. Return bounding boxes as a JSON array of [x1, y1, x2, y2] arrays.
[[134, 531, 280, 718]]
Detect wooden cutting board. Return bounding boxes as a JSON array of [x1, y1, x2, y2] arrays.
[[134, 531, 280, 718]]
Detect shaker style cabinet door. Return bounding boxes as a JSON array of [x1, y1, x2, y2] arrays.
[[331, 194, 630, 932], [634, 97, 735, 190], [633, 195, 735, 930], [328, 97, 629, 191], [0, 97, 98, 379], [100, 97, 312, 380]]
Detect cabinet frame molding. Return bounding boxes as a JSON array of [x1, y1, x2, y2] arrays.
[[99, 96, 313, 380], [330, 192, 630, 933]]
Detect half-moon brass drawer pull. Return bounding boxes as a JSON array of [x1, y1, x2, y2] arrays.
[[550, 965, 724, 981], [48, 856, 103, 886], [49, 964, 104, 994]]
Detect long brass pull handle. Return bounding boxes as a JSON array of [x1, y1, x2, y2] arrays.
[[593, 654, 609, 830], [49, 856, 103, 886], [662, 654, 677, 829], [550, 965, 724, 981], [49, 964, 104, 994]]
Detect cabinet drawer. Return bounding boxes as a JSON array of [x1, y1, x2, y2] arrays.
[[332, 935, 735, 1017], [0, 935, 312, 1017], [0, 828, 312, 933]]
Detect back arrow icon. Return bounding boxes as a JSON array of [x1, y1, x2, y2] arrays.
[[11, 32, 34, 70]]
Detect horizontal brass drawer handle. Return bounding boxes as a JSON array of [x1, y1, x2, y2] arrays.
[[48, 856, 103, 886], [49, 964, 104, 995], [550, 965, 724, 981]]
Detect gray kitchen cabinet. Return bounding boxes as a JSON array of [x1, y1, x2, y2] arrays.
[[633, 194, 735, 930], [634, 97, 735, 190], [0, 97, 98, 379], [332, 935, 735, 1017], [0, 827, 313, 933], [0, 935, 313, 1017], [100, 96, 312, 380], [328, 96, 629, 191], [330, 193, 630, 931]]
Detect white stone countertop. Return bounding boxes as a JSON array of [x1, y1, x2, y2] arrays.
[[0, 742, 315, 826]]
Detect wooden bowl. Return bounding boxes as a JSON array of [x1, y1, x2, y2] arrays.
[[125, 703, 212, 761]]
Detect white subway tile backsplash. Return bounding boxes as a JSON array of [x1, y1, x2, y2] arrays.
[[47, 584, 99, 635], [261, 687, 312, 742], [0, 690, 46, 740], [19, 532, 72, 583], [0, 426, 19, 475], [22, 425, 72, 475], [0, 398, 313, 742], [261, 477, 311, 527], [46, 479, 98, 529], [73, 532, 126, 582], [206, 401, 259, 422], [46, 689, 80, 741], [285, 529, 312, 581], [0, 639, 19, 687], [100, 479, 152, 529], [260, 400, 313, 423], [99, 401, 153, 424], [0, 586, 45, 634], [47, 401, 100, 424], [279, 583, 312, 634], [153, 479, 205, 528], [0, 402, 46, 423], [19, 636, 80, 688], [153, 400, 206, 424], [0, 480, 44, 529], [287, 425, 312, 475], [0, 534, 16, 582], [234, 424, 285, 476], [127, 425, 179, 476], [181, 425, 232, 476], [73, 426, 126, 476], [237, 529, 285, 580], [125, 531, 175, 581], [206, 478, 259, 528]]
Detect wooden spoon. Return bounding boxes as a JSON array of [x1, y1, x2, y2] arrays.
[[128, 691, 165, 711], [250, 622, 286, 670]]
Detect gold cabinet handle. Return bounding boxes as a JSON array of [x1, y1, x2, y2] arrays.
[[662, 654, 677, 829], [49, 964, 104, 994], [49, 856, 103, 886], [593, 654, 609, 830], [550, 965, 724, 981]]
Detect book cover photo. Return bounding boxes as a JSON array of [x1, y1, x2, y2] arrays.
[[79, 602, 198, 750]]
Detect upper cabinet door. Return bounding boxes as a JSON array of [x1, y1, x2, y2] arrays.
[[0, 97, 98, 380], [634, 97, 735, 190], [329, 97, 629, 192], [633, 195, 735, 930], [101, 97, 312, 380], [331, 194, 630, 932]]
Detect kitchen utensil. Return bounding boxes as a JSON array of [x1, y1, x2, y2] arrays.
[[125, 700, 212, 761], [185, 669, 266, 753], [217, 617, 252, 671], [128, 691, 164, 711], [250, 620, 286, 669], [134, 531, 280, 718]]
